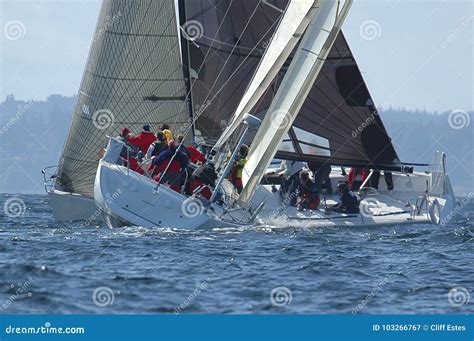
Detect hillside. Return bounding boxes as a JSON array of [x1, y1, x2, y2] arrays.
[[0, 95, 472, 194]]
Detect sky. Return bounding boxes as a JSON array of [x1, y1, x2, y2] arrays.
[[0, 0, 472, 113]]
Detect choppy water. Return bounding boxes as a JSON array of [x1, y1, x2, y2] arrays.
[[0, 194, 473, 314]]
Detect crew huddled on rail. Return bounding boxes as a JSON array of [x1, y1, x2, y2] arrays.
[[108, 124, 395, 215]]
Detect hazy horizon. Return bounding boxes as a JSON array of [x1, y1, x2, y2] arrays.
[[0, 0, 473, 112]]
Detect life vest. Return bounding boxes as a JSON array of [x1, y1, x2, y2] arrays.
[[124, 157, 144, 175], [298, 181, 320, 209], [187, 145, 206, 164], [229, 158, 246, 181], [128, 131, 156, 153], [187, 178, 212, 200]]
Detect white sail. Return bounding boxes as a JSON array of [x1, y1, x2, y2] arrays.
[[238, 0, 353, 206], [212, 0, 318, 150]]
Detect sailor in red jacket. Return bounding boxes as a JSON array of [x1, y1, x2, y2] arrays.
[[347, 167, 369, 191], [128, 124, 157, 153]]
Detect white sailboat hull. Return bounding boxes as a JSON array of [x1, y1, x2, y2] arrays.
[[254, 169, 455, 227], [49, 157, 455, 229], [47, 189, 99, 223], [94, 160, 254, 229], [94, 160, 455, 229]]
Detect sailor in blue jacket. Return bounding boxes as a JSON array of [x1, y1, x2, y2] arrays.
[[333, 182, 360, 214]]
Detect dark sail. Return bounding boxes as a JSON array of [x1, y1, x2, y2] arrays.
[[183, 1, 399, 169], [273, 32, 400, 169], [183, 0, 287, 142]]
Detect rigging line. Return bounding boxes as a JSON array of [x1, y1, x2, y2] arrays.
[[181, 11, 283, 129], [157, 1, 270, 184], [115, 0, 240, 131], [130, 0, 284, 145], [180, 1, 263, 119]]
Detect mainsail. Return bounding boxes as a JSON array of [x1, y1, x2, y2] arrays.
[[58, 0, 192, 196], [57, 0, 399, 199], [183, 0, 289, 142], [57, 0, 287, 197]]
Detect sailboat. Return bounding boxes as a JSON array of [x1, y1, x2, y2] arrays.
[[44, 0, 455, 228]]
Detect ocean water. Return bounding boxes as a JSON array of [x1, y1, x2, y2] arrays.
[[0, 194, 472, 314]]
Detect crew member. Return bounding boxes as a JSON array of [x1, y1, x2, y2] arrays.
[[307, 161, 333, 194], [148, 140, 188, 192], [146, 130, 166, 159], [228, 144, 249, 194], [128, 124, 157, 153], [347, 167, 368, 191], [268, 160, 304, 206], [297, 170, 320, 210], [333, 182, 359, 214], [177, 134, 206, 164]]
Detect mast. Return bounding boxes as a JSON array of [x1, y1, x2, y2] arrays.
[[238, 0, 353, 206]]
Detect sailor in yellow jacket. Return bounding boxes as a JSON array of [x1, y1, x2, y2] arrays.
[[228, 144, 249, 194]]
